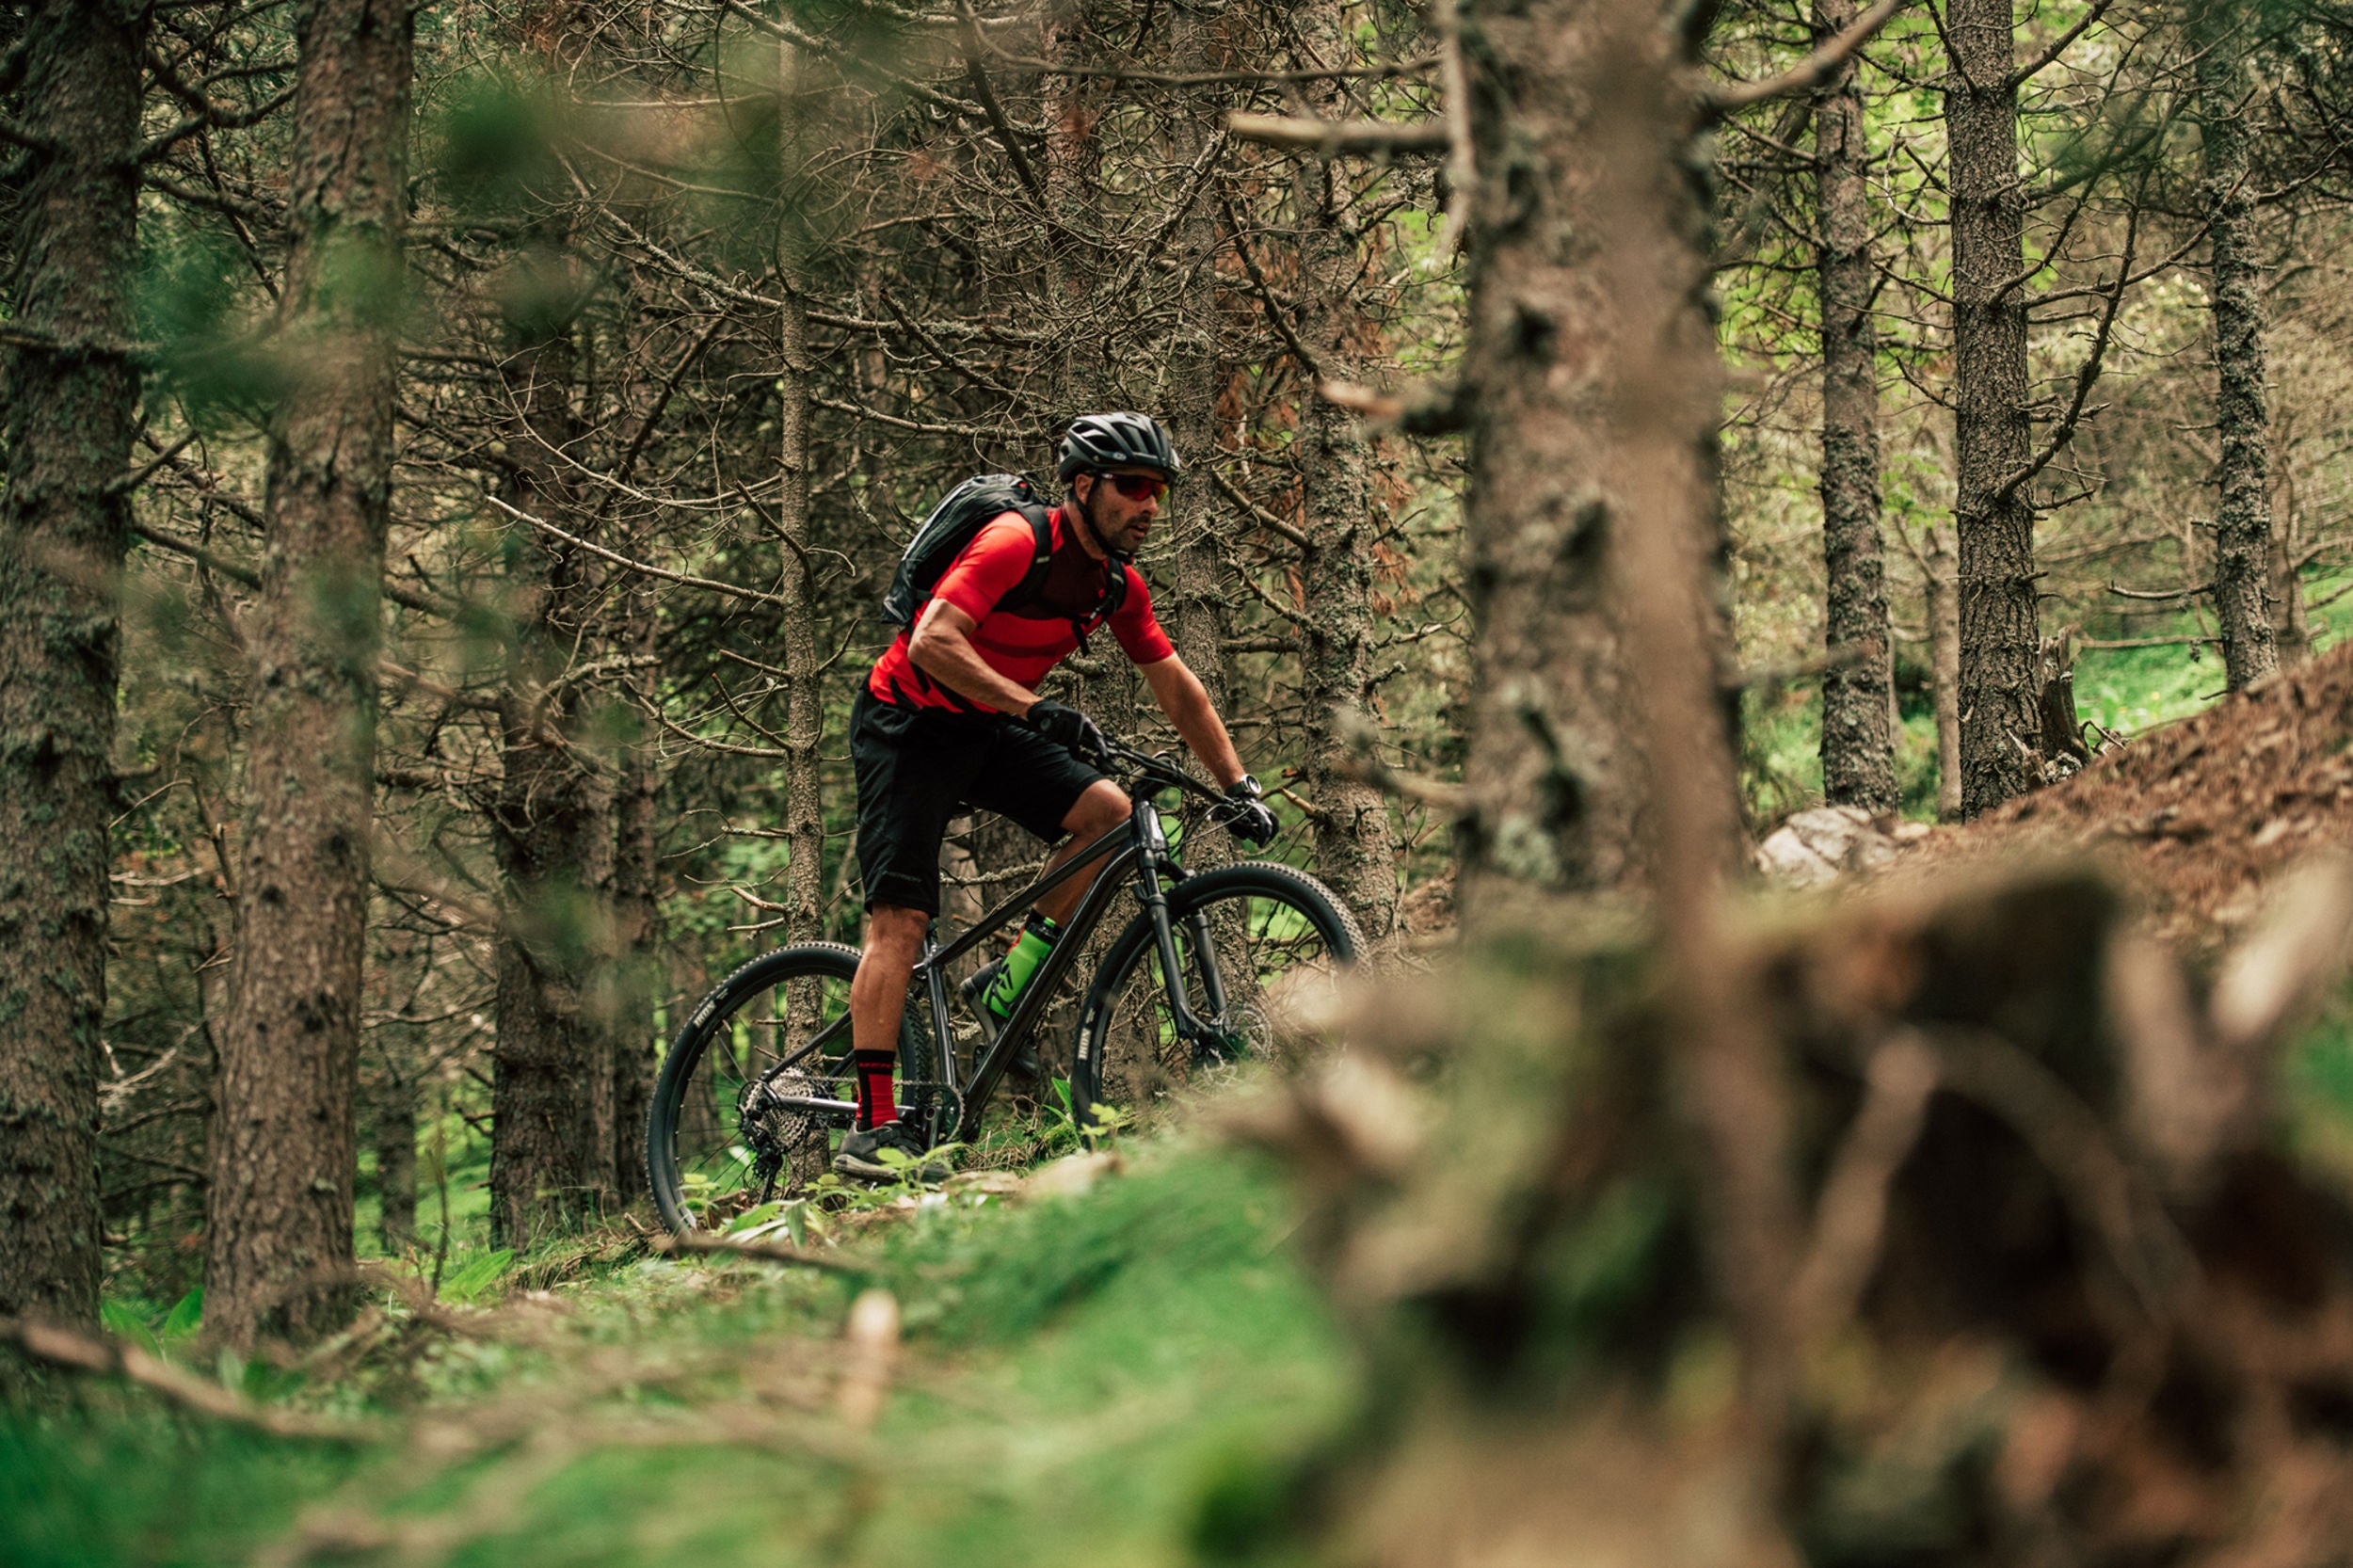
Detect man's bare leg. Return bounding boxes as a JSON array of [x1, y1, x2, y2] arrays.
[[1032, 780, 1131, 927], [848, 904, 929, 1126]]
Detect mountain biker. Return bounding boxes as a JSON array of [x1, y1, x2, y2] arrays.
[[837, 412, 1276, 1180]]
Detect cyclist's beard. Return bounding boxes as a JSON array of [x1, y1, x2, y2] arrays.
[[1079, 487, 1137, 561]]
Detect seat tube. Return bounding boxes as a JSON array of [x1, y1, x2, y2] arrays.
[[918, 927, 957, 1142]]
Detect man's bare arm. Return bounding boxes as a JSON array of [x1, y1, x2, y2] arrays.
[[1139, 655, 1246, 788], [907, 600, 1045, 716]]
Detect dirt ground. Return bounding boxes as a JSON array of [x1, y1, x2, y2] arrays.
[[1899, 642, 2353, 957]]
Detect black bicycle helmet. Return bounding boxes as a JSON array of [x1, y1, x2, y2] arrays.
[[1056, 411, 1182, 486]]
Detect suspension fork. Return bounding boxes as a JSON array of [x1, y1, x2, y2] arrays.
[[1131, 806, 1223, 1048]]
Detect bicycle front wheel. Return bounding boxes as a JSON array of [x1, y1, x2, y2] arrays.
[[645, 942, 920, 1233], [1070, 861, 1362, 1136]]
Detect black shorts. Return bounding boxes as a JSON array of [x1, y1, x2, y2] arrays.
[[849, 688, 1106, 916]]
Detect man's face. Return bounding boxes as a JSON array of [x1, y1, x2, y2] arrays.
[[1077, 466, 1166, 555]]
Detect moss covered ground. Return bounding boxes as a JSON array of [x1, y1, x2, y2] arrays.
[[3, 1139, 1350, 1568]]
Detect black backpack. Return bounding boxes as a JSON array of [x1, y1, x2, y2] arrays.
[[879, 472, 1128, 641]]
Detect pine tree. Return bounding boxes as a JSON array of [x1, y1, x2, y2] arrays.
[[0, 0, 145, 1336]]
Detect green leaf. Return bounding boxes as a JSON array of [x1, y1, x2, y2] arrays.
[[160, 1288, 204, 1341], [440, 1248, 517, 1304], [101, 1300, 164, 1357]]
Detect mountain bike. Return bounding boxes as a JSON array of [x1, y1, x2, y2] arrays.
[[645, 737, 1364, 1232]]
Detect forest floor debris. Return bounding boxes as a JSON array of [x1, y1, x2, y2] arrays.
[[1897, 642, 2353, 953]]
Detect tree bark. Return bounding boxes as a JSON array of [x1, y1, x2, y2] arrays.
[[207, 0, 411, 1348], [0, 0, 143, 1335], [1815, 0, 1898, 815], [1041, 0, 1102, 414], [774, 38, 826, 946], [1290, 0, 1402, 939], [1927, 526, 1964, 820], [1275, 9, 1798, 1554], [372, 1060, 417, 1252], [2269, 510, 2312, 666], [1946, 0, 2042, 815], [1159, 1, 1241, 874], [488, 252, 617, 1246], [2196, 7, 2280, 691], [608, 572, 661, 1208], [1454, 0, 1646, 906]]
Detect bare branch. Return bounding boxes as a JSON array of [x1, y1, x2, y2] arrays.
[[1704, 0, 1910, 115], [2008, 0, 2117, 89], [480, 492, 792, 609], [1225, 111, 1449, 155], [1993, 200, 2137, 507]]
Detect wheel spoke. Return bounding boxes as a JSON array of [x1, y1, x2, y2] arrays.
[[1077, 867, 1359, 1135], [648, 945, 920, 1231]]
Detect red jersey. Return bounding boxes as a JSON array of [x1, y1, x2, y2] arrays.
[[867, 506, 1175, 712]]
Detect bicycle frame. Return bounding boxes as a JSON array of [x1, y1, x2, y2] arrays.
[[743, 754, 1240, 1149], [906, 786, 1236, 1144]]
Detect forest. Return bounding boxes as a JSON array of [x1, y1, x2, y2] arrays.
[[8, 0, 2353, 1562]]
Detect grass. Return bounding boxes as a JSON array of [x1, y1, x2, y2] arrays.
[[4, 1138, 1351, 1568]]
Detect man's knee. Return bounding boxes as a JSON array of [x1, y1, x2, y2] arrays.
[[863, 904, 930, 962], [1063, 780, 1130, 839]]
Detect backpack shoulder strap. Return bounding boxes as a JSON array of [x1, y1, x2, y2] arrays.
[[995, 501, 1057, 609]]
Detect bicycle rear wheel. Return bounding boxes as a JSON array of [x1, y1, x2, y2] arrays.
[[1070, 861, 1361, 1137], [645, 942, 921, 1233]]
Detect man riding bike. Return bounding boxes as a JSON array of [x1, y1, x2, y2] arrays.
[[838, 412, 1277, 1180]]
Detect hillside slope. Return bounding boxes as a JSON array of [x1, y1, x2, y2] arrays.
[[1906, 643, 2353, 952]]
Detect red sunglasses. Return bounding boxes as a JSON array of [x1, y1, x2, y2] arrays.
[[1104, 473, 1168, 502]]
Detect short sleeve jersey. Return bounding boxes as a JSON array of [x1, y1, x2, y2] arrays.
[[866, 506, 1175, 712]]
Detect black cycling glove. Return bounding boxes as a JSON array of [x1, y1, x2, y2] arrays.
[[1214, 775, 1278, 846], [1023, 699, 1107, 760]]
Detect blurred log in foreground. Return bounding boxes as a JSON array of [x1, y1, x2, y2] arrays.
[[1233, 856, 2353, 1568]]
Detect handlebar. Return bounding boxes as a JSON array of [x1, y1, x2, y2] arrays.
[[1089, 736, 1222, 805]]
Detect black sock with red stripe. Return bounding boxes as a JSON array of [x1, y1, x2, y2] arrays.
[[853, 1053, 898, 1130]]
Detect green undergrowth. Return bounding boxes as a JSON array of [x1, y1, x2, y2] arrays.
[[1742, 578, 2348, 827], [3, 1139, 1350, 1568]]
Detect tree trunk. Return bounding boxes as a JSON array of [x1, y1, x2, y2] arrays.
[[1946, 0, 2042, 815], [774, 39, 826, 945], [207, 0, 411, 1348], [1269, 9, 1796, 1557], [488, 258, 617, 1247], [2270, 506, 2312, 666], [609, 574, 661, 1208], [2196, 7, 2280, 691], [1815, 0, 1898, 815], [1041, 0, 1102, 414], [373, 1062, 417, 1252], [0, 0, 142, 1335], [1454, 0, 1647, 906], [1927, 526, 1964, 820], [1160, 1, 1241, 875], [1292, 0, 1402, 939]]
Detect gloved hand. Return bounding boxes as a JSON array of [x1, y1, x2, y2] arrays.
[[1022, 698, 1107, 760], [1212, 775, 1277, 846]]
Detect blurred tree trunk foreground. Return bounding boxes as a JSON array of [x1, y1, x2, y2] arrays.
[[204, 0, 413, 1349], [1227, 6, 2353, 1566]]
